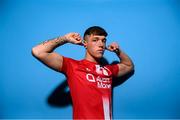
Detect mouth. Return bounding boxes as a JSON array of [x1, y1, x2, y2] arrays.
[[97, 49, 105, 53]]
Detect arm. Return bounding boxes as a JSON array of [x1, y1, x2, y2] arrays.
[[107, 42, 134, 77], [31, 33, 82, 72]]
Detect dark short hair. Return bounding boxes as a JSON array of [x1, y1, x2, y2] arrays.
[[83, 26, 108, 39]]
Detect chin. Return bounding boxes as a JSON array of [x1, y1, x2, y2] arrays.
[[95, 54, 103, 59]]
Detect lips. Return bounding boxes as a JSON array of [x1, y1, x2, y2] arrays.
[[97, 49, 105, 53]]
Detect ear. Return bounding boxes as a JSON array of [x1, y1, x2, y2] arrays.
[[83, 39, 87, 48]]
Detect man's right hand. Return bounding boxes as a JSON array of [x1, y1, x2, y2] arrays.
[[64, 32, 83, 45]]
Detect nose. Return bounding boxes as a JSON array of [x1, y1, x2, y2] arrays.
[[97, 40, 105, 48]]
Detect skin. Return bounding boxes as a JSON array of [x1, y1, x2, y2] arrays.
[[84, 34, 107, 62], [32, 32, 134, 77]]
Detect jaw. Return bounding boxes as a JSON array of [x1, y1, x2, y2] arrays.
[[85, 50, 103, 63]]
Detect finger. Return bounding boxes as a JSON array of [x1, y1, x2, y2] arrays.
[[106, 45, 118, 52], [106, 45, 114, 51], [79, 41, 84, 46], [73, 33, 81, 39], [76, 40, 84, 46], [111, 42, 119, 47], [75, 36, 82, 41], [74, 33, 80, 36], [109, 45, 117, 50], [71, 33, 78, 38]]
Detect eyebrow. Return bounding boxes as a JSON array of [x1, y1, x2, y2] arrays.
[[93, 37, 106, 40]]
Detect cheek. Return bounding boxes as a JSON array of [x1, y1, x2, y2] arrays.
[[87, 44, 97, 54], [87, 45, 95, 52], [87, 42, 95, 49]]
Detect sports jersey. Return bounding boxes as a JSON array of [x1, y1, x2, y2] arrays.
[[61, 56, 119, 119]]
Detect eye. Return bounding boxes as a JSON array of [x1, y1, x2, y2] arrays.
[[92, 39, 98, 42], [102, 39, 106, 43]]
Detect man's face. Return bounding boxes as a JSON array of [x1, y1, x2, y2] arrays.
[[85, 34, 106, 59]]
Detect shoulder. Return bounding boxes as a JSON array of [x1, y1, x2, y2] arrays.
[[105, 63, 118, 69], [63, 56, 80, 65], [104, 64, 119, 77], [61, 56, 80, 73], [63, 56, 77, 61]]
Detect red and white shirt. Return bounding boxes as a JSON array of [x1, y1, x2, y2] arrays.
[[61, 56, 119, 119]]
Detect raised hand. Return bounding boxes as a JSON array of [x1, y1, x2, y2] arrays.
[[106, 42, 120, 54], [64, 32, 83, 45]]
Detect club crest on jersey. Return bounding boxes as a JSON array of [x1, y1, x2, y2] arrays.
[[95, 65, 109, 76]]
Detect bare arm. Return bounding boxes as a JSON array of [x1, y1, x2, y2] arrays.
[[107, 42, 134, 77], [32, 33, 82, 72]]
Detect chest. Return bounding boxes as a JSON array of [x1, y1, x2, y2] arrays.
[[70, 64, 113, 89]]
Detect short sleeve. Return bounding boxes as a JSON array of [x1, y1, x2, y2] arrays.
[[61, 56, 71, 75], [106, 64, 119, 77]]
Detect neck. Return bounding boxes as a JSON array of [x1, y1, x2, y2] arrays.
[[84, 51, 100, 64]]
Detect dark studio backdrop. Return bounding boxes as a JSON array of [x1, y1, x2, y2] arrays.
[[0, 0, 180, 119]]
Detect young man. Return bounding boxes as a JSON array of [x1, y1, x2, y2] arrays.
[[32, 26, 134, 119]]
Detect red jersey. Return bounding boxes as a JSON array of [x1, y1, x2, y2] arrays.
[[61, 57, 119, 119]]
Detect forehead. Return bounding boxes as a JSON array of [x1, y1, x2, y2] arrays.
[[90, 35, 106, 39]]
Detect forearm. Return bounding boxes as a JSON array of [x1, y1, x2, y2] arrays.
[[32, 36, 67, 56]]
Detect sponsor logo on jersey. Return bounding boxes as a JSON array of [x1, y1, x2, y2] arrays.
[[85, 65, 111, 89]]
